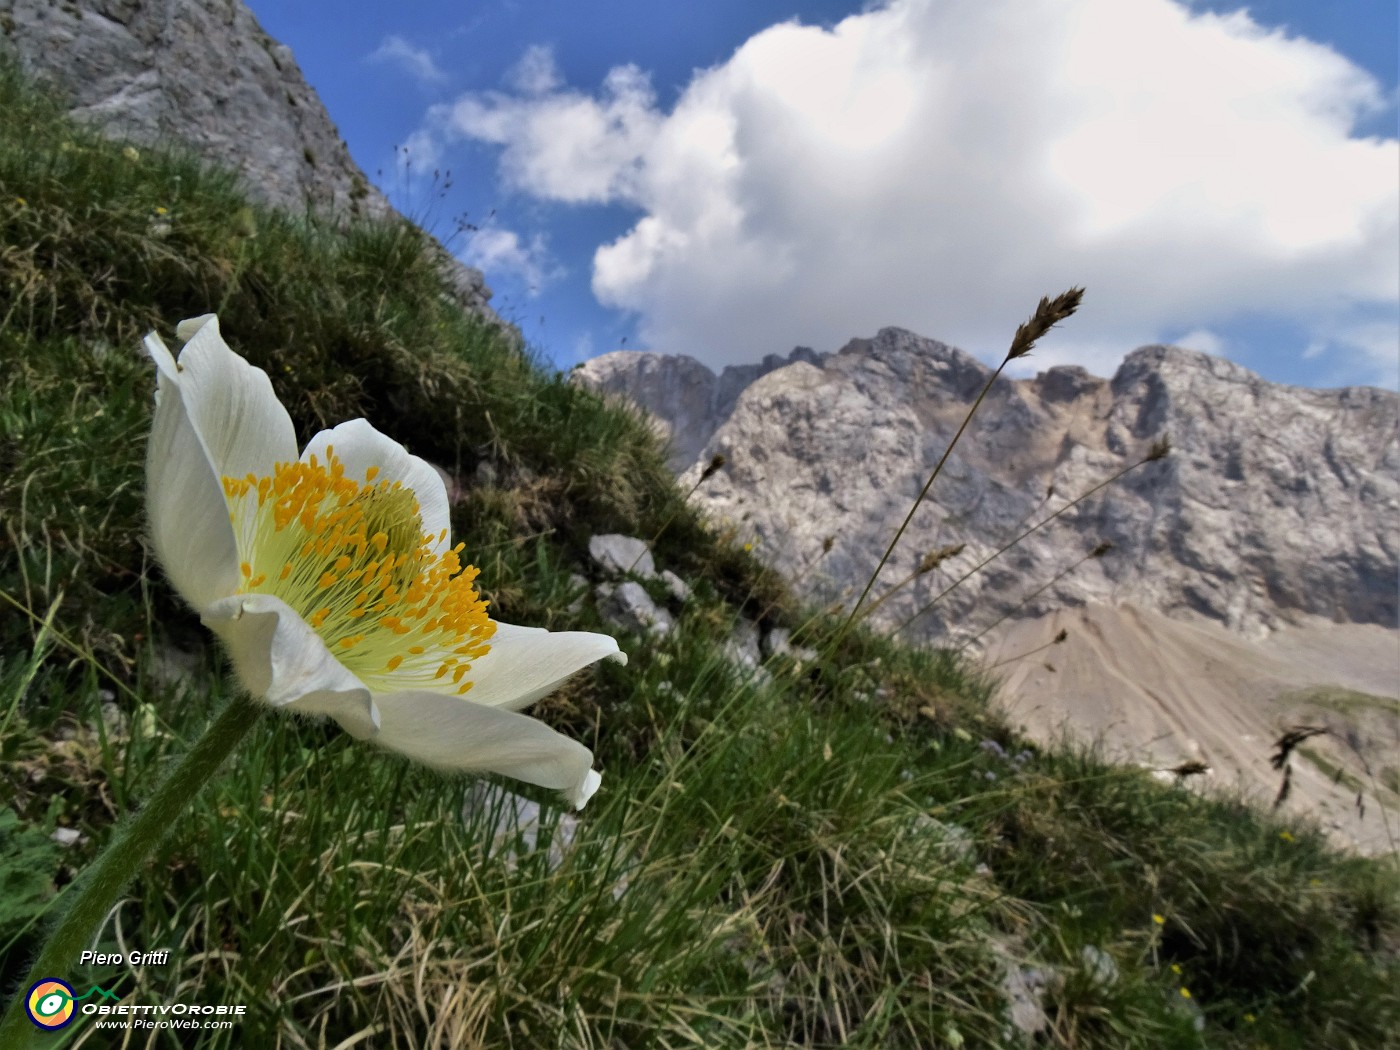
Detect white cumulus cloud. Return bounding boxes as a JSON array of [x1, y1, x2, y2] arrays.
[[430, 0, 1399, 378], [461, 226, 560, 294], [370, 35, 447, 87], [1172, 328, 1227, 357], [508, 43, 566, 96], [435, 47, 660, 204]]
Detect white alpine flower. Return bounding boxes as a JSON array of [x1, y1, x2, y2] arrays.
[[144, 314, 624, 808]]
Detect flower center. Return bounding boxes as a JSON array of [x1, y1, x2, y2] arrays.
[[221, 446, 494, 694]]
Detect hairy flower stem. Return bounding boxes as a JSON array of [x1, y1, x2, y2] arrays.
[[0, 697, 263, 1047], [892, 448, 1163, 638]]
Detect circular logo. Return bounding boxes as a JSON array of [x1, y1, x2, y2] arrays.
[[25, 979, 77, 1030]]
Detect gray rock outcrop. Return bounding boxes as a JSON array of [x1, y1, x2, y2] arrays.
[[0, 0, 495, 317], [579, 327, 1399, 642], [597, 581, 674, 638], [578, 345, 822, 469], [588, 534, 657, 579]]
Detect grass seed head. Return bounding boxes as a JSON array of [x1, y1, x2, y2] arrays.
[[1167, 759, 1211, 779], [1270, 724, 1329, 770], [918, 543, 966, 575], [1006, 287, 1085, 361], [699, 453, 727, 483]]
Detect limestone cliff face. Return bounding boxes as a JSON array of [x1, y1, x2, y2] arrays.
[[0, 0, 494, 317], [577, 327, 1399, 643], [579, 345, 823, 469]]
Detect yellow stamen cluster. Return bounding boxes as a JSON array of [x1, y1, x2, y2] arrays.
[[222, 446, 494, 693]]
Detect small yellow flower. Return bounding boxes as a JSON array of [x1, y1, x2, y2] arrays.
[[1152, 913, 1166, 925], [154, 206, 169, 216], [1170, 963, 1182, 974], [1279, 830, 1295, 842], [1243, 1013, 1256, 1024], [743, 542, 753, 552], [1179, 987, 1191, 999]]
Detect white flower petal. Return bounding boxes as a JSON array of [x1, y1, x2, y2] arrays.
[[145, 337, 239, 610], [144, 317, 298, 610], [300, 418, 451, 556], [367, 690, 603, 808], [458, 621, 626, 711], [161, 315, 299, 488], [201, 593, 377, 733]]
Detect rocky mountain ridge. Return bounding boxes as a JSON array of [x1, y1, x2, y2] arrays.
[[578, 327, 1399, 643], [0, 0, 495, 317], [579, 345, 825, 468]]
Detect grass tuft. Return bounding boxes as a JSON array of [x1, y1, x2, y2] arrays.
[[1, 59, 1395, 1049]]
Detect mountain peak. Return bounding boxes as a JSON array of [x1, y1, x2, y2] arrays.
[[1118, 343, 1265, 386], [579, 323, 1398, 636]]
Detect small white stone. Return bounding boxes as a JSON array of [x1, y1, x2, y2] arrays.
[[599, 581, 674, 637], [588, 534, 657, 579]]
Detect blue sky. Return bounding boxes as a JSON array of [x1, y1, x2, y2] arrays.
[[247, 0, 1398, 389]]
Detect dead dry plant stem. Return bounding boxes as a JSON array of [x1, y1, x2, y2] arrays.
[[829, 289, 1086, 653], [855, 568, 927, 627], [956, 542, 1110, 652], [1010, 483, 1056, 540], [836, 366, 1001, 637], [1349, 749, 1399, 853], [852, 544, 964, 626], [626, 453, 726, 574], [0, 588, 144, 707], [989, 628, 1067, 669], [891, 440, 1167, 638]]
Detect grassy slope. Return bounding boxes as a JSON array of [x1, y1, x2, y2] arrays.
[[1, 63, 1396, 1049]]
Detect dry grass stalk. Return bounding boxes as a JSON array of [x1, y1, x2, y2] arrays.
[[956, 541, 1113, 653], [1270, 725, 1330, 771], [698, 452, 727, 483], [1006, 288, 1086, 361], [1270, 724, 1329, 810], [630, 453, 731, 572], [989, 627, 1069, 669], [1164, 760, 1211, 780], [832, 288, 1086, 651], [891, 440, 1169, 639], [854, 543, 966, 625]]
